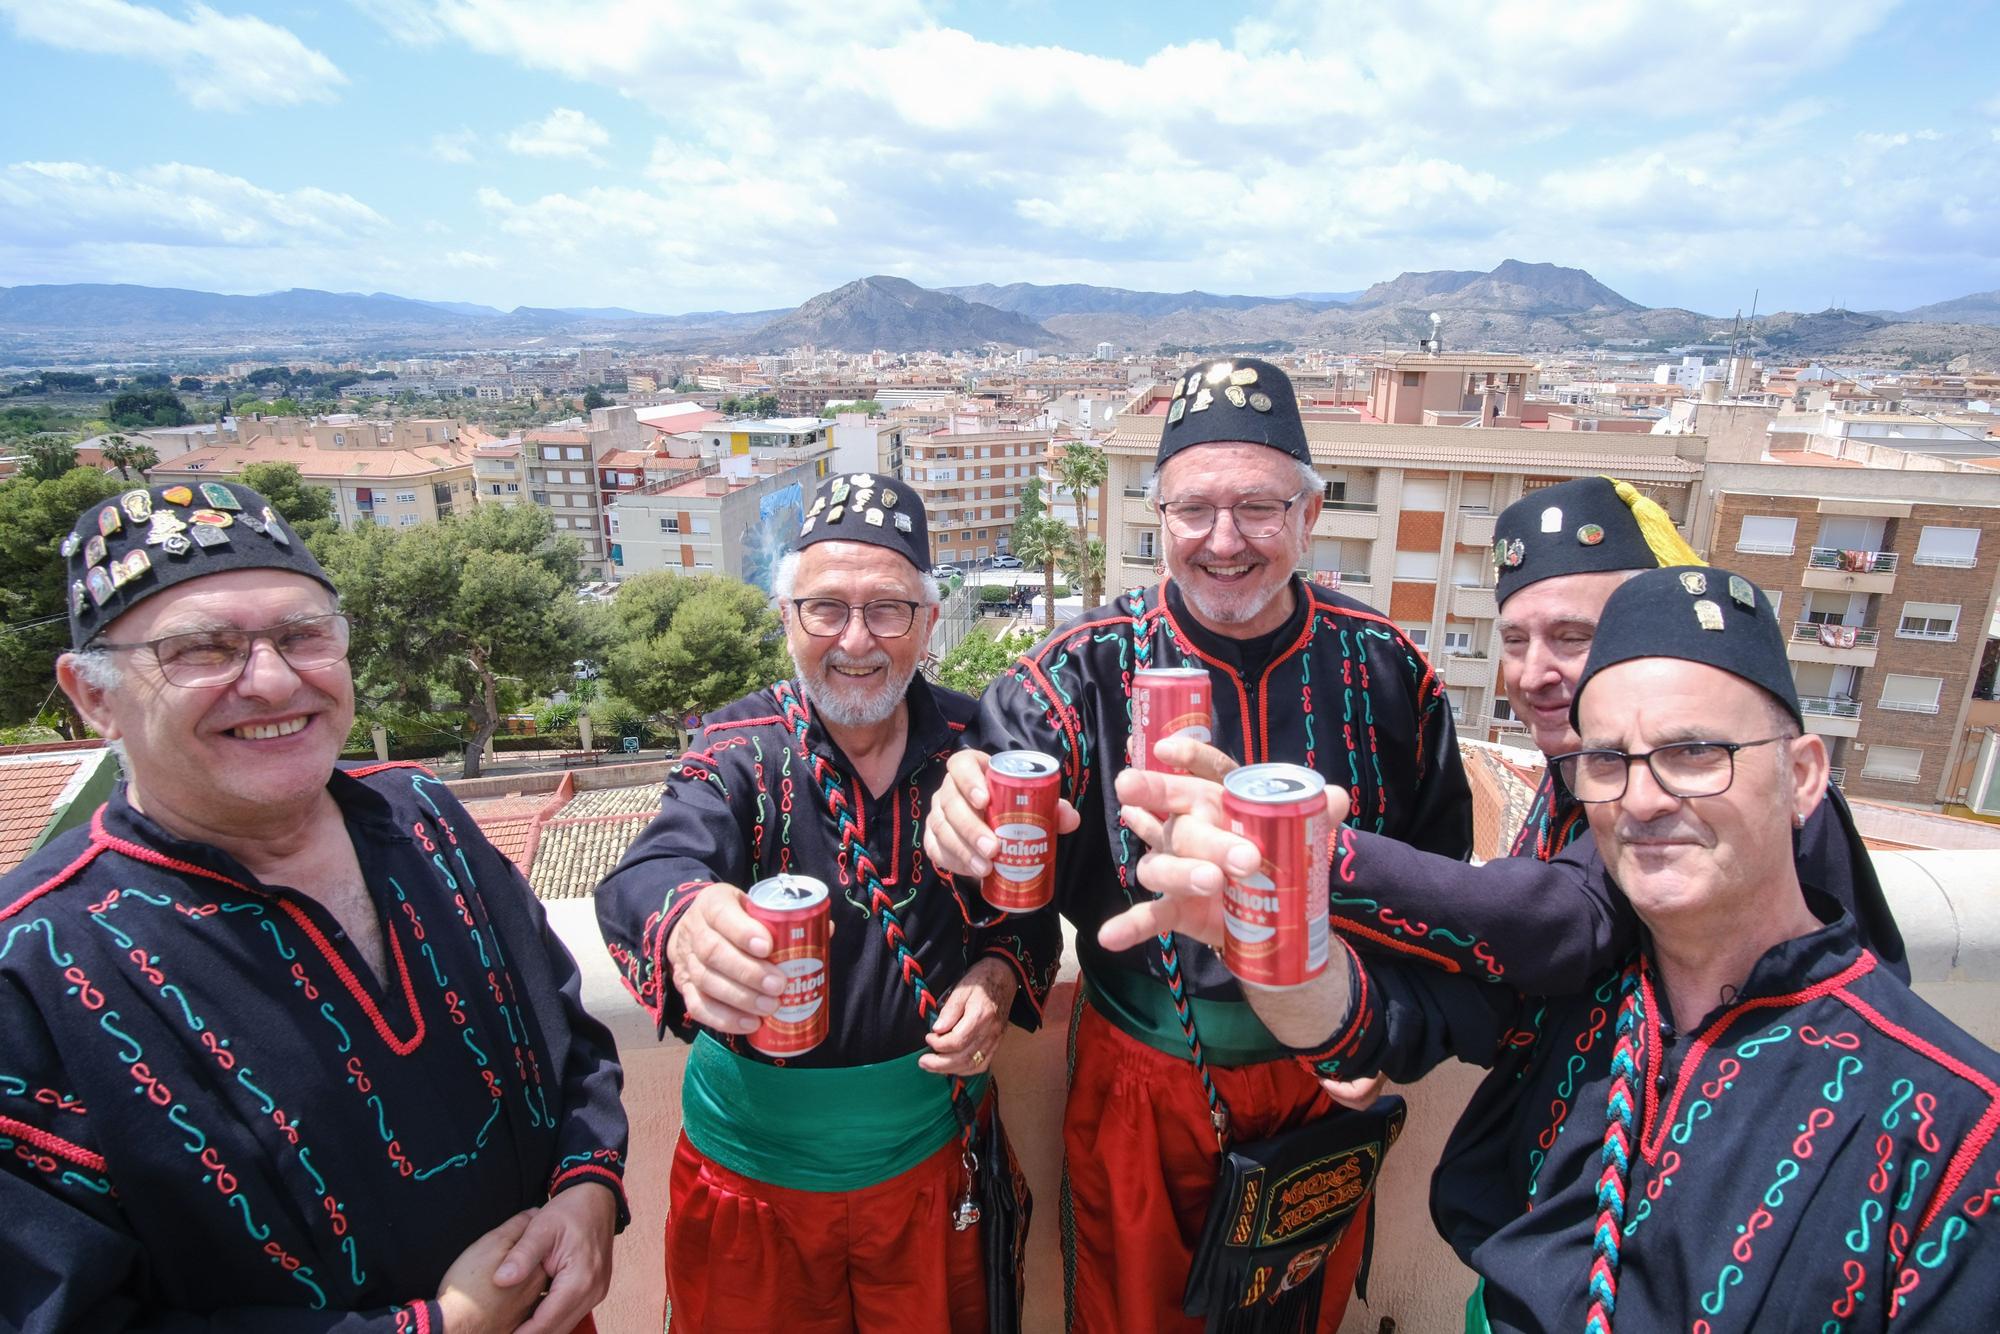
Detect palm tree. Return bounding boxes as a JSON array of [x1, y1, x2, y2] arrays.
[[100, 435, 160, 482], [1051, 440, 1108, 606], [1010, 479, 1070, 633]]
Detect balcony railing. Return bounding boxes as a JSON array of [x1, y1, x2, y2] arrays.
[[1827, 766, 1846, 789], [1807, 547, 1898, 575], [1798, 695, 1862, 719], [1912, 552, 1978, 568], [1861, 765, 1923, 785], [1324, 500, 1379, 512], [1896, 626, 1960, 642], [1790, 622, 1879, 648], [1878, 697, 1941, 715]]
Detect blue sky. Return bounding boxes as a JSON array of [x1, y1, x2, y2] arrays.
[[1, 0, 1996, 317]]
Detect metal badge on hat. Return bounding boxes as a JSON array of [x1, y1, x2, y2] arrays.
[[1728, 575, 1756, 611], [200, 483, 241, 511], [1168, 397, 1186, 424], [865, 507, 885, 527], [1229, 366, 1259, 386], [1248, 391, 1272, 412], [882, 488, 897, 508], [84, 534, 107, 567], [69, 581, 87, 617], [60, 531, 80, 560], [162, 485, 193, 506], [1190, 387, 1214, 413], [110, 549, 151, 590], [1577, 524, 1604, 546], [1693, 599, 1725, 632], [98, 505, 122, 537], [1494, 536, 1525, 569], [145, 511, 188, 545], [191, 508, 232, 528], [1679, 571, 1707, 596], [238, 509, 267, 535], [1540, 506, 1563, 534], [893, 512, 912, 533], [120, 490, 152, 524], [1224, 385, 1247, 408], [190, 522, 229, 549], [262, 508, 290, 545], [1205, 361, 1234, 385], [828, 503, 844, 522], [800, 517, 817, 536], [809, 496, 826, 517], [86, 566, 114, 606]]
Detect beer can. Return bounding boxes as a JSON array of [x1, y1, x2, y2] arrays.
[[1221, 764, 1331, 989], [983, 750, 1061, 911], [744, 873, 831, 1057], [1130, 666, 1214, 774]]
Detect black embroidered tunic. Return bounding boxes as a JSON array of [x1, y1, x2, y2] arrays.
[[0, 765, 628, 1333], [1313, 898, 2000, 1331], [594, 678, 1061, 1065], [969, 579, 1473, 1016]]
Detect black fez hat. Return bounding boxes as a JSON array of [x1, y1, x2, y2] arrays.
[[1492, 476, 1703, 608], [1572, 565, 1801, 730], [794, 471, 929, 571], [62, 481, 336, 650], [1153, 357, 1310, 470]]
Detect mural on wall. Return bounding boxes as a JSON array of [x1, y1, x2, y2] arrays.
[[741, 481, 805, 594]]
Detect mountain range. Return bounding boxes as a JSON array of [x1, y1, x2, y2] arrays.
[[3, 264, 1998, 367]]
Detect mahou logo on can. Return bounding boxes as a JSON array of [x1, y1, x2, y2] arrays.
[[745, 873, 831, 1057], [983, 749, 1060, 911], [1221, 764, 1331, 989], [1130, 667, 1214, 774]]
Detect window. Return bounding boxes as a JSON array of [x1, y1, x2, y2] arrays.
[[395, 491, 416, 503], [531, 490, 548, 504], [565, 447, 584, 461], [1401, 371, 1420, 387], [1394, 549, 1441, 581], [505, 482, 519, 493], [1458, 477, 1493, 512], [1445, 688, 1466, 722], [659, 516, 680, 533], [543, 446, 564, 461], [1323, 478, 1347, 503], [1737, 515, 1797, 555], [1136, 530, 1158, 559], [333, 433, 346, 446], [1449, 550, 1483, 587], [691, 516, 712, 536], [1897, 602, 1961, 641], [1914, 526, 1980, 567], [1403, 477, 1450, 510], [1862, 745, 1923, 784], [1406, 627, 1429, 648], [398, 514, 418, 526], [1442, 626, 1474, 653], [1491, 697, 1516, 721], [489, 484, 501, 495], [1878, 674, 1943, 714]]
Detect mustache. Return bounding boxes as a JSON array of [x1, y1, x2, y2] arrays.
[[1615, 815, 1712, 846], [823, 649, 891, 671]]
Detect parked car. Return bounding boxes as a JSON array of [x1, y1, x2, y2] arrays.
[[931, 564, 964, 580], [990, 554, 1023, 569]]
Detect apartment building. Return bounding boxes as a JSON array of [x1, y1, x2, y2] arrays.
[[521, 406, 654, 575], [149, 431, 476, 529], [1100, 366, 1707, 740], [1693, 457, 2000, 809], [610, 448, 831, 592], [471, 432, 526, 506], [903, 426, 1052, 565]]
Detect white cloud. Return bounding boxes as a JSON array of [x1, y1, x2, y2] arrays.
[[430, 129, 479, 164], [0, 0, 344, 111], [506, 108, 610, 163], [0, 161, 386, 248], [443, 250, 499, 269]]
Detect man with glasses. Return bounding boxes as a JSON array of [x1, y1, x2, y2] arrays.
[[923, 360, 1472, 1332], [0, 482, 628, 1333], [1117, 565, 2000, 1331], [595, 472, 1058, 1330]]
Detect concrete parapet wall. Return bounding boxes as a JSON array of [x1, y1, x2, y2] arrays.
[[551, 850, 2000, 1334]]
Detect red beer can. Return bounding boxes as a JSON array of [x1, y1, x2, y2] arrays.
[[744, 873, 831, 1057], [1130, 666, 1214, 774], [1221, 763, 1331, 989], [983, 750, 1061, 911]]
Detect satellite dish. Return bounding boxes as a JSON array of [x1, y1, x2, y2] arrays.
[[1429, 311, 1442, 325]]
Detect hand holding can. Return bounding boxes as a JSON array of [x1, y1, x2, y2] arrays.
[[744, 873, 831, 1056], [982, 750, 1060, 911], [1220, 764, 1331, 989]]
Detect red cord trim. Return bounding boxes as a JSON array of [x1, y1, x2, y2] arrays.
[[699, 714, 785, 734], [345, 761, 435, 780], [0, 826, 109, 923], [1833, 983, 2000, 1235], [549, 1162, 627, 1198], [1329, 919, 1462, 973], [0, 1113, 106, 1171], [1639, 953, 1874, 1165], [276, 898, 428, 1056]]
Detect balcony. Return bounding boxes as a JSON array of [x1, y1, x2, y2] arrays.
[[1798, 694, 1862, 738], [1786, 621, 1880, 668], [1312, 501, 1381, 541], [1457, 510, 1497, 548], [1827, 766, 1846, 789], [1449, 584, 1498, 620], [1441, 654, 1495, 689], [1803, 547, 1898, 595]]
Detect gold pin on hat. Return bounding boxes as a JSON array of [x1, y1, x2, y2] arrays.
[[1190, 387, 1214, 413], [1728, 575, 1756, 611], [1248, 391, 1272, 412], [865, 508, 885, 527], [800, 517, 816, 536], [1229, 366, 1259, 386], [1224, 385, 1247, 408], [1205, 361, 1234, 385], [1680, 571, 1708, 596], [1694, 599, 1725, 631]]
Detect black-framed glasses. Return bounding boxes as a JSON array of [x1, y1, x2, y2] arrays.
[[1157, 490, 1306, 539], [1552, 736, 1792, 804], [791, 598, 922, 639], [91, 613, 352, 688]]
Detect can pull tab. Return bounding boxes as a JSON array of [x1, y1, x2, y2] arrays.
[[953, 1148, 981, 1231], [1211, 1107, 1230, 1150]]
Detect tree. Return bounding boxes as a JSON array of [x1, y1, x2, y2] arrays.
[[1051, 441, 1108, 607], [601, 572, 789, 744], [932, 628, 1036, 695], [582, 387, 611, 411], [240, 461, 337, 536], [105, 389, 191, 429], [178, 377, 205, 393], [315, 504, 587, 777], [1009, 478, 1072, 632], [0, 467, 123, 730], [22, 438, 80, 481], [99, 435, 160, 481]]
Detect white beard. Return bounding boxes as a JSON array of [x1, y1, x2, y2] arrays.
[[797, 649, 917, 727]]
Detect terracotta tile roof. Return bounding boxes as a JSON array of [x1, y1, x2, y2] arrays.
[[528, 810, 656, 900], [559, 784, 665, 819], [0, 757, 87, 876], [153, 441, 473, 480], [1456, 739, 1545, 863]]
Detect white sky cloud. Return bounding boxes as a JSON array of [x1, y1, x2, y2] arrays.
[[0, 0, 344, 111], [505, 108, 610, 163], [430, 129, 478, 164]]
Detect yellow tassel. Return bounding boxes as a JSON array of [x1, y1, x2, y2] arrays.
[[1608, 477, 1703, 568]]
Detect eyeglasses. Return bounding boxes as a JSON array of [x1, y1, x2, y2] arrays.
[[1157, 491, 1306, 539], [790, 598, 923, 639], [1551, 736, 1792, 804], [91, 614, 352, 688]]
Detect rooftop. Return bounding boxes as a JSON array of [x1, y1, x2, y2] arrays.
[[152, 439, 473, 480]]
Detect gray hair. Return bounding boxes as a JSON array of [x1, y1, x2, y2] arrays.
[[1145, 455, 1322, 504], [63, 651, 128, 769], [771, 550, 940, 606]]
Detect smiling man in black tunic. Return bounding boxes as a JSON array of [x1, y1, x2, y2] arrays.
[[0, 482, 628, 1333]]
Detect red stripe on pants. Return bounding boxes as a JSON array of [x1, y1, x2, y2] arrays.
[[1063, 995, 1365, 1334], [666, 1129, 989, 1333]]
